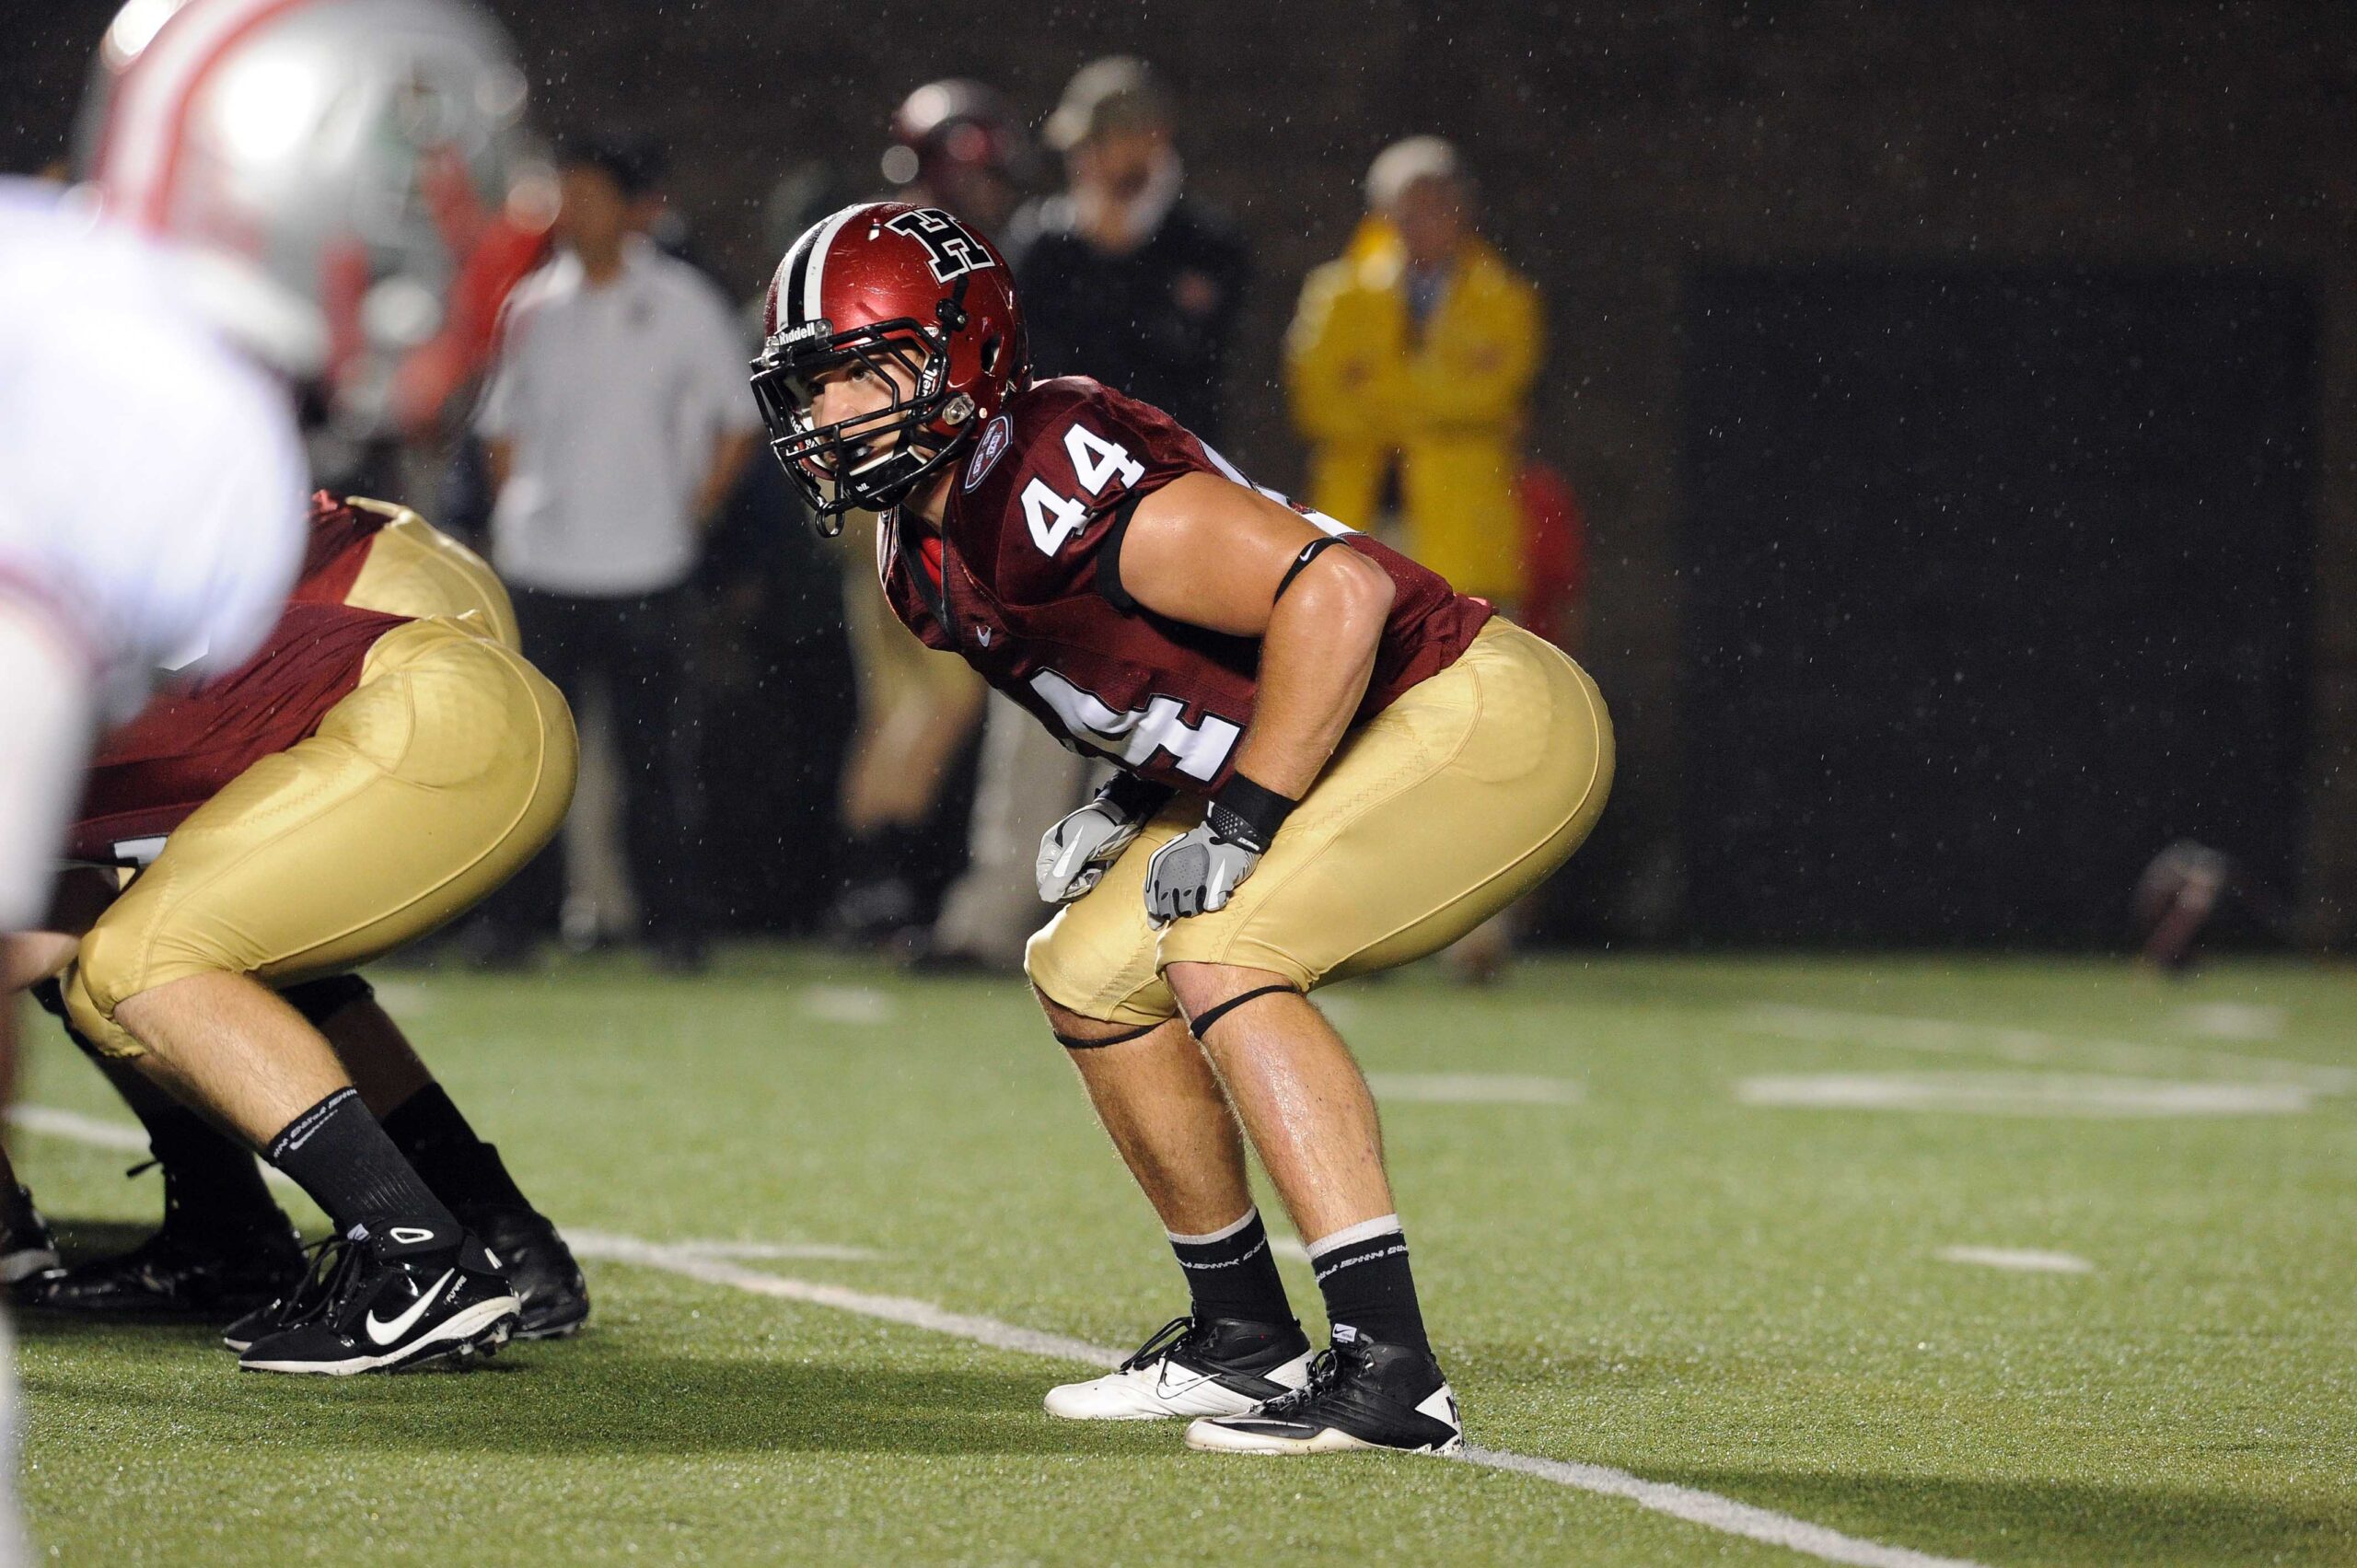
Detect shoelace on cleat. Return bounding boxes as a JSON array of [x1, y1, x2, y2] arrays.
[[1116, 1315, 1203, 1374], [1252, 1343, 1360, 1419], [257, 1232, 368, 1335]]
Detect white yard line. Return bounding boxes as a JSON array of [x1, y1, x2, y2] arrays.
[[797, 985, 898, 1025], [1364, 1073, 1584, 1105], [1935, 1247, 2093, 1275], [11, 1103, 1991, 1566], [1730, 1005, 2354, 1093], [1736, 1072, 2313, 1117]]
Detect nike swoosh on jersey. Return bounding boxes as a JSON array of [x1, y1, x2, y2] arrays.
[[365, 1270, 453, 1346]]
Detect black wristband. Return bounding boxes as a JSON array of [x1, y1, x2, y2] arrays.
[[1095, 771, 1174, 823], [1207, 773, 1296, 853]]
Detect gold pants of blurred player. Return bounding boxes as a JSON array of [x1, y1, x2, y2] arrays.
[[1026, 619, 1613, 1026], [343, 497, 520, 650], [64, 617, 576, 1056]]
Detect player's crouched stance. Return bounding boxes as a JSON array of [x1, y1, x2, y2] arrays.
[[751, 203, 1612, 1453], [36, 522, 577, 1373]]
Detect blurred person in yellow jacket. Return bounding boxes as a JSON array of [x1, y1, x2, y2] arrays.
[[1284, 137, 1541, 608]]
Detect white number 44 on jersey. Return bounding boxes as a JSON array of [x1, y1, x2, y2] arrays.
[[1023, 424, 1145, 553]]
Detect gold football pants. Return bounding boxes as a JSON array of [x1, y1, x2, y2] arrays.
[[65, 617, 576, 1056], [343, 499, 520, 650], [1026, 619, 1614, 1026]]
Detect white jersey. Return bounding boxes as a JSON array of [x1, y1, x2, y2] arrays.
[[0, 181, 307, 927], [0, 182, 306, 718]]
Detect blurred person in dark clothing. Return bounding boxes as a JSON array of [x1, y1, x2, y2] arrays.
[[913, 59, 1255, 972], [822, 86, 1045, 946], [472, 132, 759, 970], [1007, 56, 1250, 440]]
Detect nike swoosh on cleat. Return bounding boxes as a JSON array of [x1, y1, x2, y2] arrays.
[[365, 1270, 452, 1346]]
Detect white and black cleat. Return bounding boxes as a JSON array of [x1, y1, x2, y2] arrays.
[[1046, 1315, 1314, 1422], [1184, 1331, 1463, 1455], [237, 1225, 518, 1376]]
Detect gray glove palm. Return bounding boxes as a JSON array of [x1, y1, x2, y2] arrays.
[[1143, 825, 1261, 924]]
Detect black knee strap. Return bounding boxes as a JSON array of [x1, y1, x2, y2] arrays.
[[278, 972, 375, 1028], [1054, 1021, 1165, 1051], [1186, 983, 1296, 1040]]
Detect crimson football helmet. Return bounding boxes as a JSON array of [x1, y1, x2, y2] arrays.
[[750, 201, 1028, 529]]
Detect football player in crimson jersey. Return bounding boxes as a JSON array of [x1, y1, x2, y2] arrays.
[[5, 499, 580, 1373], [17, 497, 588, 1346], [751, 203, 1613, 1454]]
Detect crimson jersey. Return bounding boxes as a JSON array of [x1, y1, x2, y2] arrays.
[[291, 491, 390, 607], [880, 377, 1492, 795]]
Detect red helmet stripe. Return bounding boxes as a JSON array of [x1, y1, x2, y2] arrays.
[[97, 0, 318, 232]]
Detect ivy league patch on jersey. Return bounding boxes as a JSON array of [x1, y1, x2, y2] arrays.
[[877, 377, 1492, 795]]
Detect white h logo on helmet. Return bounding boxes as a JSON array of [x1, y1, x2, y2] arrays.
[[885, 208, 996, 283]]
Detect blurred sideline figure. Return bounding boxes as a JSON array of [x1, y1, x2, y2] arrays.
[[0, 0, 583, 1377], [825, 83, 1035, 947], [473, 132, 760, 971], [1286, 136, 1541, 606], [919, 58, 1251, 971], [1285, 136, 1545, 978]]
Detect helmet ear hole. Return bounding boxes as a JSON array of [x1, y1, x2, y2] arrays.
[[980, 333, 1002, 374]]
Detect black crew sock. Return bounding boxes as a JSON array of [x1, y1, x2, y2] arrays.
[[144, 1100, 281, 1227], [1168, 1207, 1294, 1325], [263, 1088, 459, 1244], [1307, 1214, 1432, 1359], [382, 1083, 532, 1214]]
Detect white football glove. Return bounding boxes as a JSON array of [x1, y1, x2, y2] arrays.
[[1036, 800, 1145, 904]]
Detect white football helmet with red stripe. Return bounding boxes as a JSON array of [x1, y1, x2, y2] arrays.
[[75, 0, 544, 436]]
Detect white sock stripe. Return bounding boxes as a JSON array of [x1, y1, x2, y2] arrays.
[[1304, 1213, 1402, 1260], [1312, 1240, 1409, 1283], [1174, 1237, 1270, 1272], [1166, 1207, 1260, 1248]]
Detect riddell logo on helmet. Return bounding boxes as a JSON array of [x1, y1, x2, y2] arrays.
[[965, 414, 1013, 491]]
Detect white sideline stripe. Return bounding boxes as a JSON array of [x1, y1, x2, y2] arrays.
[[13, 1106, 1989, 1567], [1936, 1247, 2093, 1275], [1448, 1447, 1983, 1568], [1365, 1073, 1584, 1105], [670, 1240, 884, 1262], [1271, 1237, 1312, 1263], [1731, 1004, 2355, 1092], [798, 984, 898, 1025], [565, 1231, 1123, 1369], [1737, 1072, 2313, 1118]]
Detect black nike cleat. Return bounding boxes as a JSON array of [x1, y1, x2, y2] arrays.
[[19, 1209, 301, 1319], [1045, 1315, 1314, 1421], [0, 1186, 61, 1287], [236, 1225, 517, 1376], [454, 1205, 588, 1341], [1185, 1332, 1463, 1454]]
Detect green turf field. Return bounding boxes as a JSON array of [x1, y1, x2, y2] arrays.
[[9, 950, 2352, 1565]]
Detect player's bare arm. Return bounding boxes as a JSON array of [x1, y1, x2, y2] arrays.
[[1115, 472, 1396, 801]]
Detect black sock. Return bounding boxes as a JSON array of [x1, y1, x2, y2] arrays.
[[140, 1097, 281, 1228], [1308, 1214, 1431, 1358], [263, 1088, 459, 1244], [382, 1083, 531, 1214], [1168, 1207, 1294, 1325]]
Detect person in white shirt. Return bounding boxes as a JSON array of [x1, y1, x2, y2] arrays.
[[476, 133, 759, 970]]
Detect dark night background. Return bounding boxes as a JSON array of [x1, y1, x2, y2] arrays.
[[10, 1, 2354, 947]]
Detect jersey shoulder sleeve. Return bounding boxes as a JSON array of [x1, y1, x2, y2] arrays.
[[950, 377, 1215, 608]]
